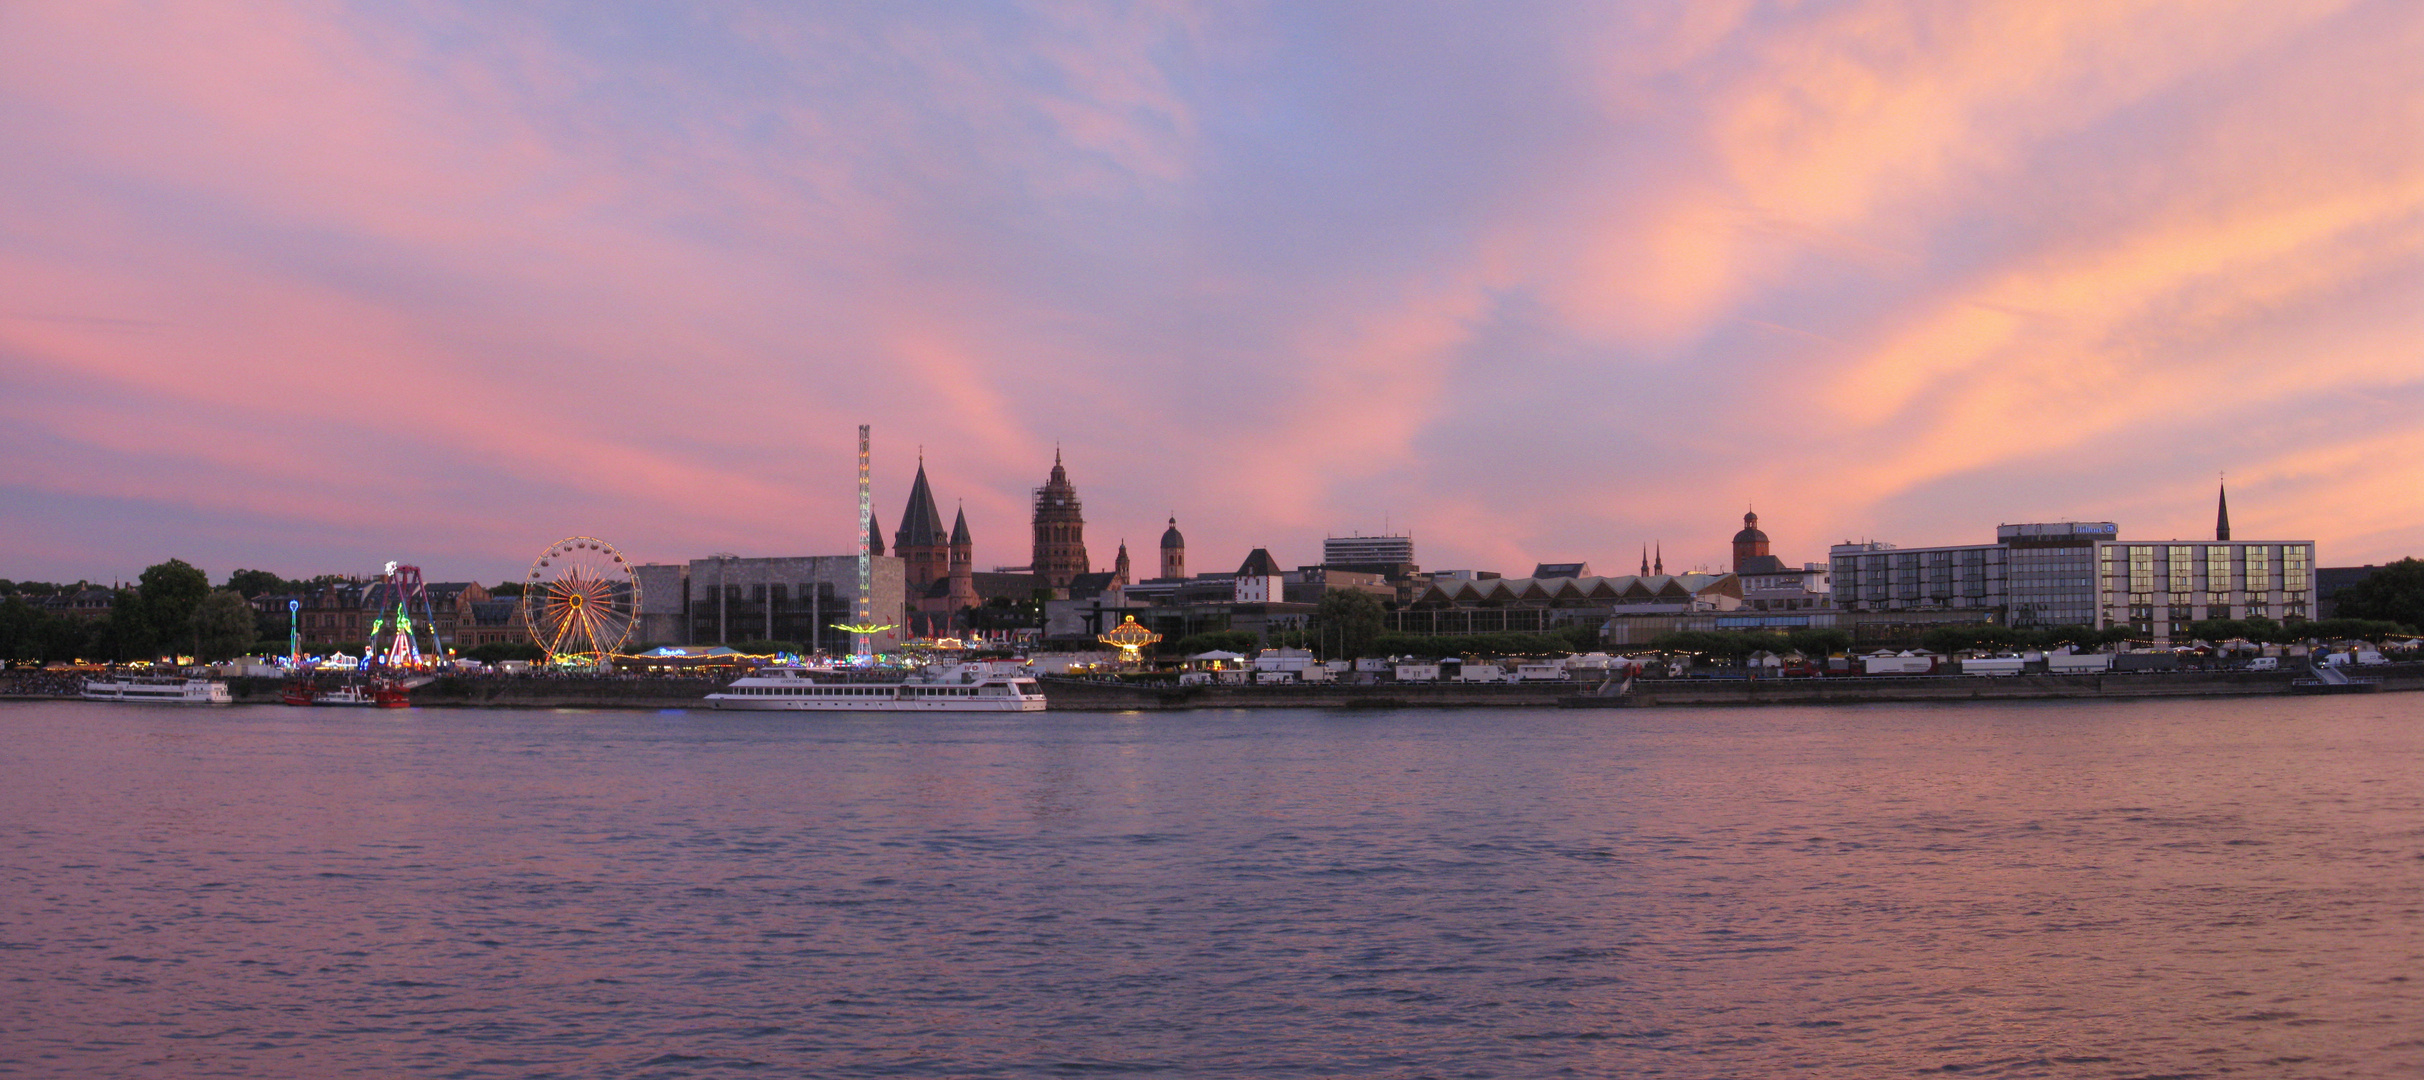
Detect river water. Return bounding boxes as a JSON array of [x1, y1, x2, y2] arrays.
[[2, 696, 2420, 1078]]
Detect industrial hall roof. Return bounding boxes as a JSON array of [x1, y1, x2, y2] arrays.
[[1411, 573, 1734, 606]]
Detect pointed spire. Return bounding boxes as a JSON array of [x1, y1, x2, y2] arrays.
[[1640, 544, 1650, 577], [2216, 475, 2232, 542], [868, 509, 885, 557], [1654, 543, 1664, 576], [950, 505, 971, 547], [895, 460, 947, 548]]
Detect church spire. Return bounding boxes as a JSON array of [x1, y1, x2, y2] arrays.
[[1640, 544, 1650, 577], [1654, 543, 1664, 576], [2216, 476, 2231, 542]]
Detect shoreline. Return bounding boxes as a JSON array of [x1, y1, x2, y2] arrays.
[[9, 664, 2419, 711]]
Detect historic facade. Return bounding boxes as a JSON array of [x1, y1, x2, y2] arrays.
[[1030, 451, 1090, 589]]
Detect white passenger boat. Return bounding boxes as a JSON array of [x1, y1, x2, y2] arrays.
[[705, 664, 1046, 712], [81, 676, 234, 705]]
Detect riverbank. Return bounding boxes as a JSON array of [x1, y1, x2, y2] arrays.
[[10, 665, 2417, 711], [1039, 665, 2424, 710]]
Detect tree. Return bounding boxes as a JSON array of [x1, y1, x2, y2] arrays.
[[1786, 627, 1852, 657], [488, 581, 526, 598], [222, 569, 290, 599], [136, 559, 211, 658], [1313, 589, 1388, 659], [2327, 559, 2424, 632], [91, 588, 158, 662], [1167, 630, 1260, 656], [191, 590, 259, 661]]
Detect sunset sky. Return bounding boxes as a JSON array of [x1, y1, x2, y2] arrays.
[[4, 2, 2419, 586]]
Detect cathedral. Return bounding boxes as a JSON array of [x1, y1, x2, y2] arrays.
[[894, 457, 977, 635], [1030, 450, 1090, 589]]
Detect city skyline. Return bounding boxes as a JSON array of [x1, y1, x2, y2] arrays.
[[5, 3, 2419, 585]]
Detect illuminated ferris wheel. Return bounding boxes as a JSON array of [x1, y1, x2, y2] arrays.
[[521, 536, 641, 664]]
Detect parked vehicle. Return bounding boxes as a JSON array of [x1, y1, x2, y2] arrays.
[[2244, 657, 2279, 672], [2046, 652, 2113, 674], [1862, 655, 1937, 676]]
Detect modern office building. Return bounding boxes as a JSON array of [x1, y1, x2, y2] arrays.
[[1829, 537, 2010, 617], [2094, 539, 2314, 639], [1322, 533, 1414, 568], [1829, 496, 2314, 642]]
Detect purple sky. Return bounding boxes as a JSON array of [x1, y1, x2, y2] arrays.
[[3, 1, 2419, 587]]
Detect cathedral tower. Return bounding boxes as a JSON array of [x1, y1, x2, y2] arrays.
[[947, 507, 976, 616], [1030, 450, 1090, 589], [893, 458, 950, 593], [1160, 517, 1186, 580], [1731, 511, 1770, 574]]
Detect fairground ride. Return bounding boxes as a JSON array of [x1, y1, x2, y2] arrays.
[[366, 562, 449, 670], [521, 536, 642, 666]]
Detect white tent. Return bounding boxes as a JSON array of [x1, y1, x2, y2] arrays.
[[1189, 650, 1247, 662]]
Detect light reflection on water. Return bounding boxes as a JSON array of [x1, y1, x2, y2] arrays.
[[3, 696, 2422, 1077]]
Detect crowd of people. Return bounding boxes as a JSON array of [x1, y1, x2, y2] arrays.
[[0, 671, 93, 697]]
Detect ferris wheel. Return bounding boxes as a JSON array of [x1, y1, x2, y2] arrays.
[[521, 536, 641, 664]]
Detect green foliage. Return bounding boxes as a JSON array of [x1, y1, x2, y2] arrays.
[[191, 590, 259, 662], [1646, 629, 1786, 660], [2178, 617, 2290, 644], [92, 589, 159, 662], [1168, 630, 1261, 656], [2326, 559, 2424, 631], [467, 642, 546, 663], [1785, 627, 1852, 657], [2296, 617, 2411, 642], [488, 581, 526, 597], [1312, 589, 1388, 659], [0, 598, 78, 662], [136, 559, 211, 655], [1918, 624, 2030, 655], [222, 569, 291, 598], [1367, 628, 1593, 659]]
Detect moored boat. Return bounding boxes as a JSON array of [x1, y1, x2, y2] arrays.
[[81, 675, 233, 705], [280, 676, 413, 708], [706, 663, 1046, 712]]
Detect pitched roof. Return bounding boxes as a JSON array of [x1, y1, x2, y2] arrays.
[[1236, 548, 1282, 577], [949, 507, 971, 546], [895, 462, 948, 549]]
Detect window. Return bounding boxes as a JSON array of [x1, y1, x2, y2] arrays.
[[2245, 546, 2271, 591], [2207, 546, 2232, 591], [2168, 547, 2195, 593], [2284, 546, 2309, 592], [2129, 547, 2154, 593]]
